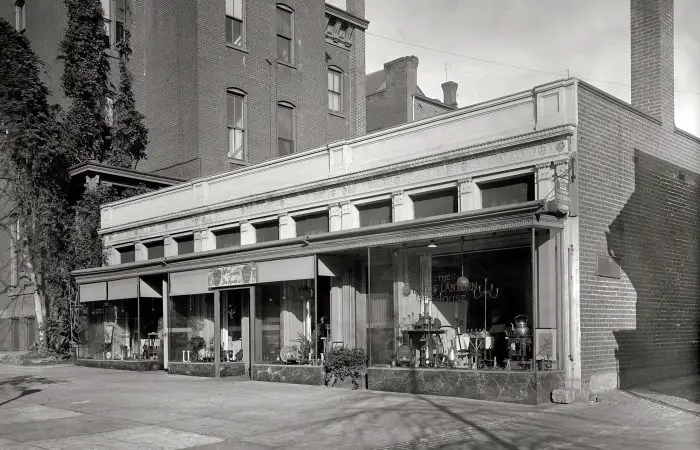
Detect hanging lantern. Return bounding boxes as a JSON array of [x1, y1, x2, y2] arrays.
[[401, 283, 411, 297], [455, 276, 470, 291]]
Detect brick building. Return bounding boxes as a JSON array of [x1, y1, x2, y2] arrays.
[[0, 0, 369, 180], [365, 56, 457, 133], [73, 0, 697, 400], [0, 0, 368, 351]]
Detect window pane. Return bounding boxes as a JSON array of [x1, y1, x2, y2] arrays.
[[146, 242, 164, 259], [231, 19, 243, 46], [278, 139, 293, 156], [358, 201, 392, 227], [101, 0, 111, 19], [215, 228, 241, 248], [228, 128, 244, 160], [233, 0, 243, 19], [226, 17, 233, 43], [233, 94, 243, 127], [480, 176, 535, 209], [295, 213, 329, 237], [277, 105, 292, 140], [226, 0, 234, 16], [277, 36, 291, 63], [176, 236, 194, 255], [169, 294, 214, 362], [328, 71, 333, 90], [276, 7, 291, 37], [412, 189, 458, 219], [118, 246, 135, 264], [256, 222, 279, 243], [329, 93, 340, 111]]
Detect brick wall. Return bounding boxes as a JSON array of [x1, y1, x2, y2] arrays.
[[577, 82, 700, 390], [413, 96, 451, 122]]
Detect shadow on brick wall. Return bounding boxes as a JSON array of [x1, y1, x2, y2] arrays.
[[606, 149, 700, 390]]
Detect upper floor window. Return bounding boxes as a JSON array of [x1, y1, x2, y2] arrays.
[[256, 221, 279, 243], [277, 102, 295, 156], [115, 0, 126, 44], [214, 227, 241, 249], [479, 175, 535, 209], [15, 1, 25, 32], [227, 89, 246, 161], [358, 201, 392, 227], [175, 235, 194, 255], [117, 245, 135, 264], [226, 0, 244, 47], [276, 5, 293, 63], [328, 67, 342, 112], [145, 240, 164, 260], [100, 0, 112, 44], [295, 212, 329, 237], [412, 188, 458, 219]]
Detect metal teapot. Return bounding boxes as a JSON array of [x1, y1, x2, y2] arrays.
[[511, 315, 530, 336]]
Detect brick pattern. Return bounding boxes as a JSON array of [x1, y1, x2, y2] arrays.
[[577, 84, 700, 389], [630, 0, 675, 126]]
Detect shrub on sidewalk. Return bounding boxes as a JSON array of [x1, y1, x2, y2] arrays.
[[323, 347, 367, 389]]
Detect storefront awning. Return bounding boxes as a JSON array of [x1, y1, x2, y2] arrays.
[[79, 282, 106, 303], [108, 277, 137, 300]]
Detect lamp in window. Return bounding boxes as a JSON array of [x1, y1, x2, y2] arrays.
[[455, 237, 470, 291], [401, 282, 412, 297]]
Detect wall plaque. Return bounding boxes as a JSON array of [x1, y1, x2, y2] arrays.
[[596, 255, 621, 279], [209, 263, 257, 288]]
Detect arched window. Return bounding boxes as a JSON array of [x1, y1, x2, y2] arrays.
[[277, 101, 295, 156], [227, 89, 247, 161], [276, 4, 294, 64], [328, 66, 343, 112]]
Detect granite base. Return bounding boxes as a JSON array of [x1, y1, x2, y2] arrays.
[[76, 359, 163, 371], [252, 364, 324, 386], [167, 362, 246, 377], [368, 367, 564, 404]]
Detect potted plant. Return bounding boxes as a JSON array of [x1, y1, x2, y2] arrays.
[[323, 347, 367, 390], [188, 336, 206, 362]]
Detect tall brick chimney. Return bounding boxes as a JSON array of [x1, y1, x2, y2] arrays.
[[441, 81, 458, 108], [630, 0, 675, 127], [384, 56, 419, 124]]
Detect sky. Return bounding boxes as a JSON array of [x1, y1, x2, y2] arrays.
[[363, 0, 700, 136]]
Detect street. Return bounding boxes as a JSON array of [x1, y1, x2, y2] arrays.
[[0, 365, 697, 449]]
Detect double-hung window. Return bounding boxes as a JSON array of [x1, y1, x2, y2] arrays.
[[276, 5, 293, 64], [100, 0, 112, 44], [226, 0, 244, 46], [227, 90, 246, 161], [328, 67, 342, 112], [277, 102, 295, 156]]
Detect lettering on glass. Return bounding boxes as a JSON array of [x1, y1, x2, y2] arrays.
[[209, 263, 257, 288]]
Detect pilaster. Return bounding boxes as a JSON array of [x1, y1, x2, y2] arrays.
[[104, 247, 118, 266], [329, 204, 343, 232], [392, 191, 412, 222], [163, 235, 177, 257], [195, 228, 215, 252], [279, 214, 296, 239], [240, 221, 256, 245], [341, 201, 359, 229], [458, 178, 481, 211], [134, 241, 147, 261]]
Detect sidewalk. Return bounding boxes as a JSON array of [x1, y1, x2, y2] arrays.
[[0, 364, 697, 449]]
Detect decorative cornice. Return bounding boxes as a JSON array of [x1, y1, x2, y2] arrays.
[[324, 4, 369, 30], [100, 125, 574, 237]]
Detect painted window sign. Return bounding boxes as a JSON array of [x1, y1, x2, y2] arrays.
[[209, 263, 257, 288]]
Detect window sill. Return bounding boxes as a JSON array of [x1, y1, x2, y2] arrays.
[[106, 48, 119, 59], [328, 110, 345, 119], [228, 158, 250, 166], [226, 44, 249, 54], [276, 60, 297, 70]]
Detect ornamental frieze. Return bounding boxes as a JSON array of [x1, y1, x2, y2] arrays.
[[104, 140, 569, 246]]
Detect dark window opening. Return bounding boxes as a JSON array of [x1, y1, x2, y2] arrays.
[[358, 201, 393, 227], [146, 241, 164, 260], [176, 235, 194, 255], [118, 245, 135, 264], [256, 222, 279, 243], [215, 228, 241, 248], [277, 103, 294, 156], [295, 213, 329, 236], [480, 175, 535, 209], [412, 189, 458, 219]]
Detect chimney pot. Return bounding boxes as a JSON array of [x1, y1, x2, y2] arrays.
[[441, 81, 458, 108]]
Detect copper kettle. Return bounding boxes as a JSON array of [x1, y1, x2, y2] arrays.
[[511, 315, 530, 336]]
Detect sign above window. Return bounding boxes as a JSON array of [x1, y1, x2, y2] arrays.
[[209, 263, 258, 288]]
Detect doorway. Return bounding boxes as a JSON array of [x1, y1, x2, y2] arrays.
[[221, 287, 252, 375]]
